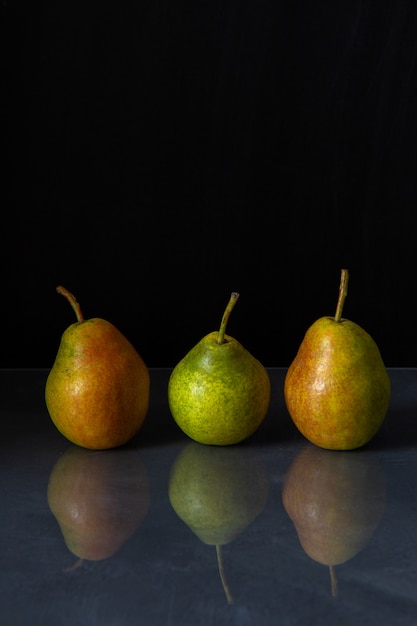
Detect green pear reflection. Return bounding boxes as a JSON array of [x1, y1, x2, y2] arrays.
[[282, 444, 386, 596], [47, 445, 150, 569], [168, 441, 270, 604]]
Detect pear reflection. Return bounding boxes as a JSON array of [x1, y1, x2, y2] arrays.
[[282, 444, 386, 596], [47, 445, 150, 569], [168, 441, 270, 604]]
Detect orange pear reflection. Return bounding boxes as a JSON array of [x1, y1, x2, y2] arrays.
[[47, 445, 150, 570], [168, 441, 270, 604], [282, 444, 386, 596]]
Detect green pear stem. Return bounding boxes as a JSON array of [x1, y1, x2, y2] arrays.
[[216, 544, 234, 605], [57, 285, 85, 324], [217, 292, 240, 345], [334, 269, 349, 323], [329, 565, 338, 597]]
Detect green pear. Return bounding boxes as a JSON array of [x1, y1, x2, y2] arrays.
[[168, 292, 271, 445], [45, 286, 150, 450], [284, 269, 391, 450], [168, 441, 270, 603], [47, 445, 150, 568], [282, 444, 386, 596]]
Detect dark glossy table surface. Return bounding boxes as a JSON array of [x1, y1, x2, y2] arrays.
[[2, 367, 417, 626]]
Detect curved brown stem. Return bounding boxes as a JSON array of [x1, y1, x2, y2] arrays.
[[334, 269, 349, 323], [56, 286, 85, 323], [217, 292, 239, 344]]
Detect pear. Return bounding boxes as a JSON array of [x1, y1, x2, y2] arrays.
[[284, 269, 390, 450], [168, 292, 271, 445], [168, 441, 270, 603], [282, 444, 386, 596], [45, 286, 150, 450], [47, 445, 150, 568]]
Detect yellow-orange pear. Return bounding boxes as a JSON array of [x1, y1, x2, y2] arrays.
[[284, 269, 390, 450], [47, 445, 150, 566], [45, 286, 150, 450]]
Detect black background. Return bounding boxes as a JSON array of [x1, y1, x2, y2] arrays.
[[3, 1, 417, 368]]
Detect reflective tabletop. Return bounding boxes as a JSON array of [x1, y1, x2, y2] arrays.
[[2, 368, 417, 626]]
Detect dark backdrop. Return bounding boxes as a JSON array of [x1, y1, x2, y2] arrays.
[[3, 1, 417, 368]]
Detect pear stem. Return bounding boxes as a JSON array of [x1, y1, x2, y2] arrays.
[[56, 286, 85, 323], [64, 557, 85, 572], [216, 544, 234, 605], [334, 269, 349, 323], [217, 292, 240, 344], [329, 565, 338, 597]]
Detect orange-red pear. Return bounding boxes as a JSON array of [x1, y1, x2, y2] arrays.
[[45, 286, 150, 449], [284, 270, 390, 450]]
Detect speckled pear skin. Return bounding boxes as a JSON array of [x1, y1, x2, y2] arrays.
[[168, 331, 271, 446], [284, 316, 391, 450], [45, 318, 150, 450]]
